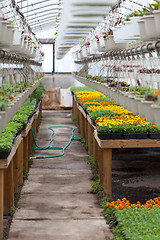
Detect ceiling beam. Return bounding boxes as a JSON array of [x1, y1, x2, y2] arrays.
[[31, 18, 57, 28], [24, 7, 59, 19], [32, 22, 56, 31], [17, 0, 58, 9], [38, 38, 55, 44], [27, 9, 58, 21], [22, 4, 59, 15], [28, 12, 57, 24]]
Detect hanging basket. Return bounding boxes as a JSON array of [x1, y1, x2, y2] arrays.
[[153, 10, 160, 36], [104, 36, 127, 51], [138, 19, 148, 41], [143, 15, 159, 40], [86, 40, 98, 55], [97, 40, 105, 52]]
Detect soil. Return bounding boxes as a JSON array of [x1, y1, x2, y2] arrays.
[[111, 148, 160, 204]]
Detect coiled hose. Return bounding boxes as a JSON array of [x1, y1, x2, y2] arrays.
[[30, 125, 81, 159]]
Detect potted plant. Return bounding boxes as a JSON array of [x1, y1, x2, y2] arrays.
[[0, 134, 13, 158]]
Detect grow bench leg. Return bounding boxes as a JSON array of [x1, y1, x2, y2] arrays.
[[4, 161, 14, 215], [28, 129, 32, 155], [79, 112, 84, 139], [88, 122, 93, 155], [17, 140, 23, 185], [93, 137, 98, 168], [23, 135, 29, 172], [84, 117, 88, 145], [98, 147, 103, 184], [13, 152, 18, 193], [0, 169, 4, 239], [72, 96, 76, 116], [103, 148, 112, 199]]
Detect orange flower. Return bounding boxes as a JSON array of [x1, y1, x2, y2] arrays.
[[106, 203, 110, 208]]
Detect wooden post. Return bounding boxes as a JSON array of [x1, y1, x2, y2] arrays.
[[103, 149, 112, 199], [72, 96, 75, 116], [93, 137, 98, 168], [17, 140, 23, 185], [23, 135, 29, 172], [28, 129, 32, 155], [0, 169, 3, 239], [75, 98, 79, 122], [13, 152, 18, 193], [76, 104, 79, 125], [88, 121, 93, 155], [98, 147, 103, 184], [85, 117, 88, 147], [33, 119, 36, 136], [3, 161, 14, 215], [79, 112, 84, 138], [37, 101, 42, 129]]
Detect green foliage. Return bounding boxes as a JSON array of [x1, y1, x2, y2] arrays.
[[2, 121, 23, 135], [91, 180, 104, 194], [0, 84, 42, 151], [29, 82, 45, 102], [115, 207, 160, 240], [81, 98, 115, 104], [0, 136, 13, 151], [12, 113, 28, 124], [8, 206, 20, 216], [89, 109, 116, 121], [87, 155, 99, 181], [81, 137, 87, 150], [0, 100, 7, 111], [70, 86, 95, 94], [72, 114, 78, 126]]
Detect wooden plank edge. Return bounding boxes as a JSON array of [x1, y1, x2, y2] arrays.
[[21, 116, 35, 137], [94, 130, 160, 149], [0, 135, 23, 169]]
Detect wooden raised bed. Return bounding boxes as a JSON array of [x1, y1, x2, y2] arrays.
[[72, 95, 160, 200], [94, 130, 160, 199], [0, 101, 42, 239]]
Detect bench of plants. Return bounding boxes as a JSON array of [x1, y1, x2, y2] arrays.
[[71, 86, 160, 198], [0, 83, 44, 239]]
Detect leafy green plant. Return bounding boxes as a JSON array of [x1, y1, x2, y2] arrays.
[[87, 155, 99, 181], [12, 113, 28, 124], [1, 122, 23, 135], [72, 114, 78, 127], [89, 110, 116, 121], [0, 136, 13, 151], [70, 86, 95, 94], [91, 180, 104, 194], [29, 82, 45, 102], [115, 207, 160, 240], [8, 206, 20, 216], [0, 100, 7, 111]]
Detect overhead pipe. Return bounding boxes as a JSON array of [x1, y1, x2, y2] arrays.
[[0, 49, 41, 66], [75, 41, 160, 64]]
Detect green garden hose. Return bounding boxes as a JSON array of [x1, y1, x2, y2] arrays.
[[30, 125, 81, 159]]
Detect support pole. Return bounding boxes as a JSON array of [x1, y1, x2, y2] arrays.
[[103, 149, 112, 199]]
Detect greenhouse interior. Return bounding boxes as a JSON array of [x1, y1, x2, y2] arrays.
[[0, 0, 160, 239]]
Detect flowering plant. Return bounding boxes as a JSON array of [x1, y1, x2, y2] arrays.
[[85, 41, 90, 46], [95, 35, 99, 41], [106, 197, 160, 239], [40, 50, 44, 56]]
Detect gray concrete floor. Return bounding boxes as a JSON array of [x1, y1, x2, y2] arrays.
[[8, 111, 112, 240], [42, 74, 84, 89]]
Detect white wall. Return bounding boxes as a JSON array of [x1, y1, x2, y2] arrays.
[[41, 44, 53, 73], [55, 47, 75, 73]]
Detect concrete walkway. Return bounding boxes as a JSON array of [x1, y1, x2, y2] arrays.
[[8, 111, 112, 240]]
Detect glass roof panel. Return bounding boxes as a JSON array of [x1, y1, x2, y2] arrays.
[[15, 0, 60, 32]]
